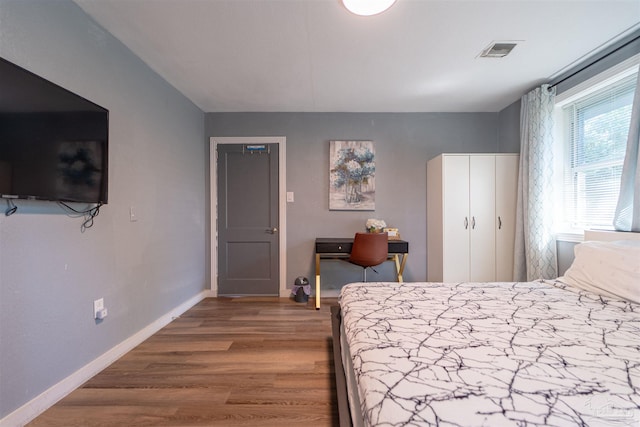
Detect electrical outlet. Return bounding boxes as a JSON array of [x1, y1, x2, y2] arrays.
[[93, 298, 104, 319]]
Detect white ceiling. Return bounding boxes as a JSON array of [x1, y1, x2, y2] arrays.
[[74, 0, 640, 113]]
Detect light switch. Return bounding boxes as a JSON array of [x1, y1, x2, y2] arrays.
[[286, 192, 294, 203], [130, 206, 138, 222]]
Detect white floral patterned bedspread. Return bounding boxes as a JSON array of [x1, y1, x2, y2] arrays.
[[339, 281, 640, 426]]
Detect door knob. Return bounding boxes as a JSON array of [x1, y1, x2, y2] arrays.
[[266, 227, 278, 234]]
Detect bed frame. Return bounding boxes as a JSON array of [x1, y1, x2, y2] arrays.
[[331, 305, 352, 427]]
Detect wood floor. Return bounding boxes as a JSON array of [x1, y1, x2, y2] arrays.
[[28, 297, 340, 427]]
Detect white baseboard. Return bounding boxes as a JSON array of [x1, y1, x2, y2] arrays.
[[0, 290, 211, 427], [280, 288, 293, 297]]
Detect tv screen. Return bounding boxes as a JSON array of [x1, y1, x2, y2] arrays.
[[0, 57, 108, 204]]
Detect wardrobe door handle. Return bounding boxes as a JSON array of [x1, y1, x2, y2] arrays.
[[472, 216, 476, 229], [498, 216, 502, 230], [464, 217, 468, 229]]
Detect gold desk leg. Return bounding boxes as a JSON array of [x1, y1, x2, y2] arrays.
[[394, 253, 408, 282], [315, 253, 321, 310]]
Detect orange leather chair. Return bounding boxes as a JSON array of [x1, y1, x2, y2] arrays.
[[348, 232, 389, 281]]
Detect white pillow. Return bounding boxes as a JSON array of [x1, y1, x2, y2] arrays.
[[560, 240, 640, 304]]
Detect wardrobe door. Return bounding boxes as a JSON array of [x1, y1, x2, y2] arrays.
[[469, 155, 496, 282], [442, 155, 470, 282], [495, 155, 519, 281]]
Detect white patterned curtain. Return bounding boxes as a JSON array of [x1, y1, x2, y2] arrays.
[[613, 71, 640, 232], [514, 84, 558, 281]]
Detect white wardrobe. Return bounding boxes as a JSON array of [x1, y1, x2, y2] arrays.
[[427, 154, 519, 282]]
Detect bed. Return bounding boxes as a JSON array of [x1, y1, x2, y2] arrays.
[[331, 234, 640, 426]]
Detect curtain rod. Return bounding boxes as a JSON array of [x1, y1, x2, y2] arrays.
[[549, 32, 640, 90]]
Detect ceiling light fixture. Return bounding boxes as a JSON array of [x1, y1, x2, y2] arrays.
[[342, 0, 396, 16]]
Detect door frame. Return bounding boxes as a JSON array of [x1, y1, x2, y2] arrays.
[[210, 136, 287, 297]]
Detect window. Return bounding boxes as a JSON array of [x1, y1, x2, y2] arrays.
[[555, 63, 638, 235]]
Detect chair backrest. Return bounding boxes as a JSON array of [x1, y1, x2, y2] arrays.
[[348, 232, 389, 268]]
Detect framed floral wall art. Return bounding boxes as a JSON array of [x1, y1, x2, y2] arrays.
[[329, 140, 375, 210]]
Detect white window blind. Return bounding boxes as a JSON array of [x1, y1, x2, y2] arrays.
[[562, 72, 637, 229]]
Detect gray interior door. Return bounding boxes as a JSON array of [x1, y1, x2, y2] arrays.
[[217, 143, 279, 295]]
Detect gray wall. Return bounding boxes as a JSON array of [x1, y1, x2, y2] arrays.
[[207, 112, 516, 290], [557, 241, 578, 276], [0, 0, 206, 418], [497, 100, 521, 153]]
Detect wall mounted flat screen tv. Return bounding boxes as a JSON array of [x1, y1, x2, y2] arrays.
[[0, 57, 108, 204]]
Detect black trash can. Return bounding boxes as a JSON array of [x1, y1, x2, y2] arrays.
[[292, 276, 310, 303]]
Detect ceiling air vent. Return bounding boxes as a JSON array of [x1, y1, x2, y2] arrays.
[[480, 42, 518, 58]]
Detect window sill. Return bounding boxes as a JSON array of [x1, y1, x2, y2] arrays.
[[555, 231, 584, 243], [555, 227, 622, 243]]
